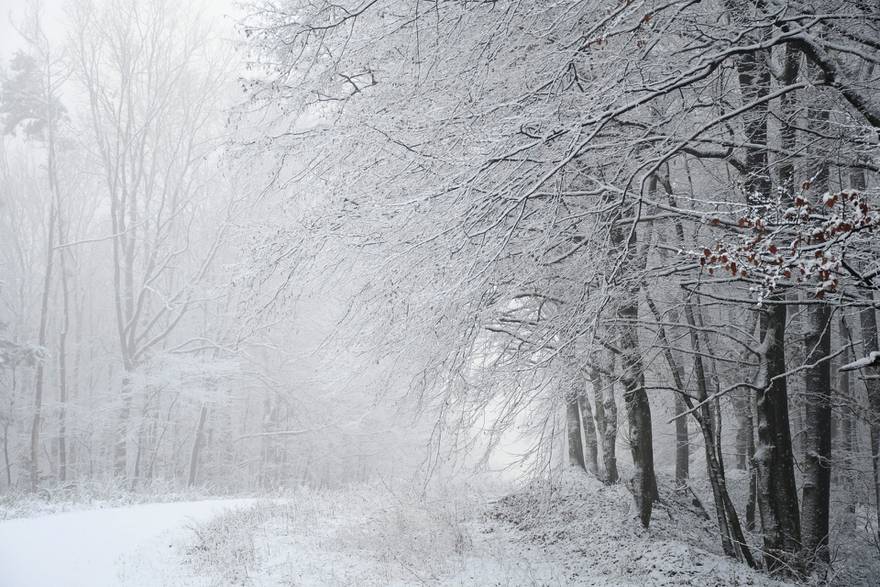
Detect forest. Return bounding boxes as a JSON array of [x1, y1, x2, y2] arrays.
[[1, 0, 879, 585]]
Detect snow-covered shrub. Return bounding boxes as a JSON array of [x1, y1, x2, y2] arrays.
[[333, 484, 476, 579], [178, 482, 481, 585], [182, 502, 278, 585]]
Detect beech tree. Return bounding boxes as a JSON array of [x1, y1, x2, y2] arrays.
[[241, 0, 880, 576]]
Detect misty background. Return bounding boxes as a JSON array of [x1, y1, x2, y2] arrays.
[[0, 0, 546, 498], [1, 0, 880, 585]]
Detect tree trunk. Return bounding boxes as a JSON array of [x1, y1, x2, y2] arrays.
[[579, 394, 599, 476], [55, 188, 70, 484], [674, 390, 689, 488], [653, 174, 750, 561], [731, 311, 760, 530], [663, 303, 690, 488], [30, 200, 56, 492], [754, 302, 802, 571], [617, 296, 657, 527], [800, 95, 832, 569], [684, 301, 754, 566], [599, 360, 619, 484], [188, 404, 208, 487], [848, 167, 880, 544], [643, 290, 690, 488], [654, 178, 692, 489], [857, 300, 880, 542], [590, 364, 608, 479], [611, 206, 657, 527], [114, 373, 133, 479], [620, 363, 655, 528], [567, 396, 585, 470], [3, 421, 11, 488], [30, 52, 63, 491], [730, 9, 802, 570], [733, 389, 753, 471], [748, 322, 760, 532], [838, 316, 856, 523]]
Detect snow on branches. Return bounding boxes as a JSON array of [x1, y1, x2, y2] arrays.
[[693, 186, 880, 303]]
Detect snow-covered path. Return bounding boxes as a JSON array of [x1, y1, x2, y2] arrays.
[[0, 499, 254, 587]]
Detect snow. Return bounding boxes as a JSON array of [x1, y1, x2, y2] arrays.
[[174, 486, 571, 586], [490, 471, 790, 586], [0, 477, 803, 586], [839, 351, 880, 372], [0, 499, 254, 587]]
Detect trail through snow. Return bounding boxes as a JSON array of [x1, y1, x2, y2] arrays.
[[0, 499, 254, 587]]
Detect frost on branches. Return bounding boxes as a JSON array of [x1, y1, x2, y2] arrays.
[[694, 185, 880, 303]]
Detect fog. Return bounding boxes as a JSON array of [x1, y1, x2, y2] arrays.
[[1, 0, 879, 585], [0, 0, 463, 495]]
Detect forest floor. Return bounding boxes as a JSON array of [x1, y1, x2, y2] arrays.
[[2, 472, 872, 585], [0, 499, 255, 586]]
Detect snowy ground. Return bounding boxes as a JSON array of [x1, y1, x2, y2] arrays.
[[0, 499, 254, 586], [2, 474, 851, 586]]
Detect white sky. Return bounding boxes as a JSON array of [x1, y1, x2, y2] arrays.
[[0, 0, 241, 63], [0, 0, 63, 60]]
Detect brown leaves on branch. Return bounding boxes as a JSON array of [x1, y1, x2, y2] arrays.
[[692, 186, 879, 302]]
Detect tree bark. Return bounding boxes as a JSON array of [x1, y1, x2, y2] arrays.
[[754, 302, 802, 571], [642, 290, 691, 490], [579, 393, 599, 476], [674, 387, 690, 488], [858, 300, 880, 542], [609, 193, 657, 528], [114, 373, 133, 479], [849, 168, 880, 543], [29, 45, 63, 492], [800, 92, 832, 569], [730, 7, 802, 569], [590, 363, 608, 479], [801, 303, 832, 566], [591, 363, 619, 483], [733, 389, 753, 471], [838, 316, 856, 523], [684, 300, 753, 566], [653, 173, 751, 562], [3, 419, 11, 488], [30, 173, 56, 493], [188, 403, 208, 487], [55, 174, 70, 484], [567, 395, 585, 470]]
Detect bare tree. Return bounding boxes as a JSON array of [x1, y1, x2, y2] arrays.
[[68, 0, 228, 481]]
